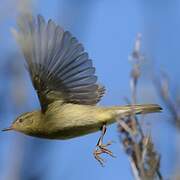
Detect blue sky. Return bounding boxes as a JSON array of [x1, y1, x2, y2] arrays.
[[0, 0, 179, 179]]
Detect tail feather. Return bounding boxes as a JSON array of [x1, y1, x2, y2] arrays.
[[115, 104, 162, 117]]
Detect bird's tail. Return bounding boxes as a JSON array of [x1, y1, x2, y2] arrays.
[[111, 104, 162, 118]]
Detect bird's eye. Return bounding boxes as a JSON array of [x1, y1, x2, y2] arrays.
[[18, 119, 23, 123]]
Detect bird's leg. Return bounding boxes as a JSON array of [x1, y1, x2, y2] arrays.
[[93, 124, 115, 166]]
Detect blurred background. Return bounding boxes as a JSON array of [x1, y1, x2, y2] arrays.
[[0, 0, 180, 179]]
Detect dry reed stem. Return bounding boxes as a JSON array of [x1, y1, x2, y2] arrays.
[[117, 33, 162, 180]]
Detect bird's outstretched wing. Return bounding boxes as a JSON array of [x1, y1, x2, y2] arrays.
[[13, 14, 105, 113]]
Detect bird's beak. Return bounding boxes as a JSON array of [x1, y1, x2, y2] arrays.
[[2, 126, 13, 132]]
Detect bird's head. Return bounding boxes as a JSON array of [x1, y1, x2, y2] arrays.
[[2, 112, 37, 135]]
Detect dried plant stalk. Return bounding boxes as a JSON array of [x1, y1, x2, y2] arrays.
[[155, 73, 180, 179], [155, 73, 180, 128], [117, 33, 162, 180]]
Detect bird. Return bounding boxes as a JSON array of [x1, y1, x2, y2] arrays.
[[3, 14, 162, 165]]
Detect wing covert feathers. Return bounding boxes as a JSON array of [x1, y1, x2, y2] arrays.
[[14, 14, 105, 112]]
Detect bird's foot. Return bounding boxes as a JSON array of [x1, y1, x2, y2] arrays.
[[93, 124, 115, 166], [93, 140, 115, 166]]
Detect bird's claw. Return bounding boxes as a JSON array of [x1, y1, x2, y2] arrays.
[[93, 141, 115, 166]]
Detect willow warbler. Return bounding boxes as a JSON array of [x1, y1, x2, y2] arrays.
[[3, 14, 161, 164]]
